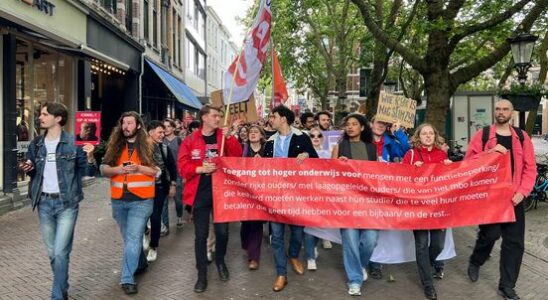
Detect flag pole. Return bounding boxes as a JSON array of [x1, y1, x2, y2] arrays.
[[271, 39, 275, 111]]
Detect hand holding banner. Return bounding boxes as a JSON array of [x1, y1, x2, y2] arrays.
[[213, 153, 514, 230]]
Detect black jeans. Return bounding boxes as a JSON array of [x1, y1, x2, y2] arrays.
[[469, 203, 525, 289], [149, 186, 168, 249], [193, 204, 229, 279], [413, 229, 446, 288]]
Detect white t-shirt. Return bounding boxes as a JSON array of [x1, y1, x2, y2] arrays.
[[42, 137, 60, 193], [278, 135, 288, 150]]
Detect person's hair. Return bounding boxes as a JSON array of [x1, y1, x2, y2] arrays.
[[103, 111, 155, 167], [410, 123, 445, 149], [147, 120, 165, 132], [370, 114, 389, 124], [271, 105, 295, 125], [341, 113, 373, 143], [315, 111, 332, 121], [300, 112, 315, 125], [188, 120, 201, 132], [198, 105, 222, 122], [163, 118, 176, 128], [238, 125, 249, 141], [247, 124, 266, 144], [42, 102, 68, 126]]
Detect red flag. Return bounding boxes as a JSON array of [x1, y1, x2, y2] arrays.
[[272, 50, 288, 107]]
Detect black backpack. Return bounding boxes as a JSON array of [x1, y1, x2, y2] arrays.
[[481, 126, 524, 151]]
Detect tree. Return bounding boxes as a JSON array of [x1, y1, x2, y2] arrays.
[[352, 0, 548, 135]]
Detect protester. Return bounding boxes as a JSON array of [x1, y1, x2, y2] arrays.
[[100, 111, 158, 295], [315, 111, 333, 131], [402, 123, 452, 300], [300, 112, 316, 131], [238, 125, 249, 146], [21, 103, 96, 300], [304, 127, 332, 271], [331, 113, 378, 296], [145, 121, 178, 262], [161, 118, 184, 231], [466, 99, 536, 300], [240, 125, 267, 270], [178, 105, 243, 293], [263, 105, 319, 292], [369, 115, 411, 279], [263, 115, 277, 140]]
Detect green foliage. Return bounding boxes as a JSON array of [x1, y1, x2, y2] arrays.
[[499, 83, 548, 98]]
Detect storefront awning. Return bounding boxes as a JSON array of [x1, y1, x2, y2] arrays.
[[145, 59, 203, 110]]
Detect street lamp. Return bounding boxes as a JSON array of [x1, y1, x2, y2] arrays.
[[507, 31, 539, 85], [383, 80, 397, 93]]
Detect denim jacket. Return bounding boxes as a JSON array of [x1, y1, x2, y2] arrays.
[[26, 131, 96, 209]]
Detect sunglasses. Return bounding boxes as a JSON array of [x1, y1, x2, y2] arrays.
[[311, 134, 323, 138]]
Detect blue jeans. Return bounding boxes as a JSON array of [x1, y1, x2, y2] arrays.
[[270, 222, 303, 276], [304, 233, 319, 260], [38, 195, 79, 300], [111, 199, 153, 284], [341, 228, 379, 286]]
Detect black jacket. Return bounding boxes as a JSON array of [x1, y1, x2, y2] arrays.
[[263, 127, 319, 158]]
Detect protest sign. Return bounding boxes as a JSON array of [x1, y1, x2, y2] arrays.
[[212, 153, 514, 230], [211, 90, 258, 124], [75, 111, 101, 145], [376, 91, 417, 128]]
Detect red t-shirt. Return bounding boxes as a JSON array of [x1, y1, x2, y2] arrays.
[[373, 136, 384, 158]]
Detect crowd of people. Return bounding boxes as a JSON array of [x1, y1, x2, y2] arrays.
[[21, 99, 536, 300]]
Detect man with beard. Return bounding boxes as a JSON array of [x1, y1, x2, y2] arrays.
[[315, 111, 332, 131], [100, 112, 158, 295], [466, 99, 536, 300], [21, 103, 96, 300], [178, 105, 242, 293], [264, 105, 318, 292]]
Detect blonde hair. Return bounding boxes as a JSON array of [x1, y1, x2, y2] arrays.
[[410, 123, 445, 149]]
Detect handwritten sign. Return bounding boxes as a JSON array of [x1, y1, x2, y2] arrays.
[[376, 91, 417, 128], [211, 90, 258, 123]]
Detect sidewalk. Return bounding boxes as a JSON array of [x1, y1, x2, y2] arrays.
[[0, 178, 547, 300]]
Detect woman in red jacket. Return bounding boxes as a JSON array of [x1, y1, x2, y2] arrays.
[[402, 123, 452, 300]]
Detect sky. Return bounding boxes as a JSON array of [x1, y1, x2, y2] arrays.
[[207, 0, 254, 44]]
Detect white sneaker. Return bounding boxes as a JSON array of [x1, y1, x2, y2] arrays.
[[307, 259, 317, 271], [143, 234, 150, 251], [176, 217, 184, 228], [160, 223, 169, 236], [348, 285, 361, 296], [147, 249, 157, 262], [322, 240, 332, 249], [362, 268, 368, 282], [207, 251, 213, 262]]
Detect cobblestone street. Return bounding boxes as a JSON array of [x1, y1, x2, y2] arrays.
[[1, 178, 547, 300]]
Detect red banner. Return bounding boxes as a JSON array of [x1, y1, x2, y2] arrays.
[[212, 153, 515, 230]]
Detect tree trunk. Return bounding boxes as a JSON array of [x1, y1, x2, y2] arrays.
[[424, 71, 453, 137], [365, 42, 387, 119]]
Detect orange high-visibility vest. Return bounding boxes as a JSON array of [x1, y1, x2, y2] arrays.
[[110, 146, 155, 199]]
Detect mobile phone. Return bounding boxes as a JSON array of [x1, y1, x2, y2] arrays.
[[123, 161, 132, 167]]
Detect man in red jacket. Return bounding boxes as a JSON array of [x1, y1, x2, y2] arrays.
[[178, 105, 242, 293], [465, 99, 536, 300]]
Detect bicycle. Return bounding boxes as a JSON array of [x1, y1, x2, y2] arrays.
[[448, 137, 467, 162], [524, 163, 548, 211]]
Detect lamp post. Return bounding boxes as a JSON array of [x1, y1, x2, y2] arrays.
[[383, 80, 397, 93], [506, 30, 538, 130]]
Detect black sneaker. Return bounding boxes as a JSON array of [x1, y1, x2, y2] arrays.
[[194, 278, 207, 293], [467, 263, 479, 282], [217, 262, 230, 281], [433, 266, 444, 279], [121, 283, 138, 295], [424, 286, 437, 300], [498, 287, 520, 300], [370, 267, 383, 279]]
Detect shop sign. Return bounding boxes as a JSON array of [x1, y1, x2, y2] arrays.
[[19, 0, 56, 16]]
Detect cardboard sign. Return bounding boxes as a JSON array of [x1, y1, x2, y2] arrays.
[[376, 91, 417, 128], [211, 90, 258, 124], [75, 111, 101, 145]]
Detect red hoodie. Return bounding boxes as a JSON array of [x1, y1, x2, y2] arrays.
[[402, 145, 447, 165], [178, 128, 242, 206]]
